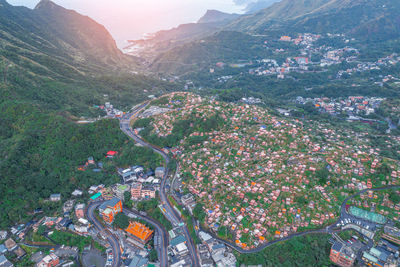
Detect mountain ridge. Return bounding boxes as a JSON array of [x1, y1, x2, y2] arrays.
[[197, 9, 240, 24]]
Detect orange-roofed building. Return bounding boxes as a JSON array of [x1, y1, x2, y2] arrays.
[[125, 222, 153, 244], [99, 198, 122, 224]]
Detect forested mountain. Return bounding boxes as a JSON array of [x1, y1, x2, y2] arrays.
[[0, 0, 138, 74], [124, 9, 241, 59], [0, 0, 177, 113], [197, 10, 240, 24], [0, 0, 174, 227], [150, 31, 265, 75], [34, 0, 130, 66], [244, 0, 281, 14], [149, 0, 400, 74], [227, 0, 400, 40]]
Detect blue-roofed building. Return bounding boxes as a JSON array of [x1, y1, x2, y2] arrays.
[[128, 255, 148, 267], [211, 243, 225, 252], [98, 197, 121, 213], [90, 192, 102, 200], [331, 242, 343, 252], [118, 168, 136, 183], [382, 239, 399, 253], [170, 235, 186, 247], [50, 194, 61, 202], [98, 197, 122, 224], [0, 244, 7, 254], [0, 255, 13, 267]]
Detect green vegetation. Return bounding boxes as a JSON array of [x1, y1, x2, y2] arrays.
[[149, 249, 158, 262], [0, 106, 161, 228], [50, 231, 93, 251], [137, 198, 173, 231], [181, 209, 201, 245], [236, 234, 332, 266], [113, 213, 130, 229], [134, 112, 224, 148], [193, 203, 206, 224], [115, 143, 163, 169]]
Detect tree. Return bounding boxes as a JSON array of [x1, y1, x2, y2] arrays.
[[124, 191, 131, 203], [316, 166, 330, 185], [193, 204, 206, 223], [37, 225, 46, 236], [149, 249, 158, 262], [113, 213, 130, 229], [388, 190, 400, 203]]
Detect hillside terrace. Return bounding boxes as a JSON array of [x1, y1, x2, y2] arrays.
[[138, 92, 400, 249]]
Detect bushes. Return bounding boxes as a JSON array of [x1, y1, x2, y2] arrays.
[[113, 213, 130, 229], [139, 113, 224, 148], [50, 231, 92, 251], [137, 198, 173, 231], [236, 234, 332, 266]]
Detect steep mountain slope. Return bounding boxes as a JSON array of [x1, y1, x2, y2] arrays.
[[124, 10, 241, 59], [0, 0, 172, 114], [149, 31, 265, 74], [227, 0, 357, 32], [197, 10, 240, 24], [150, 0, 400, 75], [0, 0, 175, 228], [227, 0, 400, 40], [244, 0, 281, 14], [0, 0, 138, 76], [34, 0, 129, 67]]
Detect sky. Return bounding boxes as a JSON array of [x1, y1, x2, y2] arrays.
[[7, 0, 252, 47]]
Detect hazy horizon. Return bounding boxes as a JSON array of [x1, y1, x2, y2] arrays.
[[7, 0, 248, 48]]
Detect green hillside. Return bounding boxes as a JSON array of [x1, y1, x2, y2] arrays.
[[149, 0, 400, 76], [0, 0, 174, 227]]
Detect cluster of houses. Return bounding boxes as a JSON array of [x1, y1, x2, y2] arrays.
[[103, 102, 124, 118], [249, 55, 313, 78], [337, 53, 400, 82], [0, 187, 85, 267], [279, 33, 322, 46], [0, 236, 25, 267], [166, 226, 237, 267], [77, 156, 104, 172], [242, 33, 357, 79], [349, 189, 400, 228], [295, 96, 384, 116], [214, 32, 398, 85], [330, 225, 400, 267], [197, 231, 237, 267], [139, 92, 400, 249], [117, 165, 165, 200]]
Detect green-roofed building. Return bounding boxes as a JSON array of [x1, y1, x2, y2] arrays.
[[363, 252, 378, 263], [349, 206, 386, 224], [90, 192, 102, 200]]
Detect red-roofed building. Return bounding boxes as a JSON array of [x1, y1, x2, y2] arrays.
[[106, 151, 118, 158]]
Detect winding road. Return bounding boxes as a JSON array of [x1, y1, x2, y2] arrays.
[[120, 104, 200, 267], [118, 100, 400, 263], [209, 185, 400, 253], [122, 207, 169, 267], [87, 201, 121, 267]]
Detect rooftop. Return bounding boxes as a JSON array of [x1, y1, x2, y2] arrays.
[[125, 222, 153, 242]]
